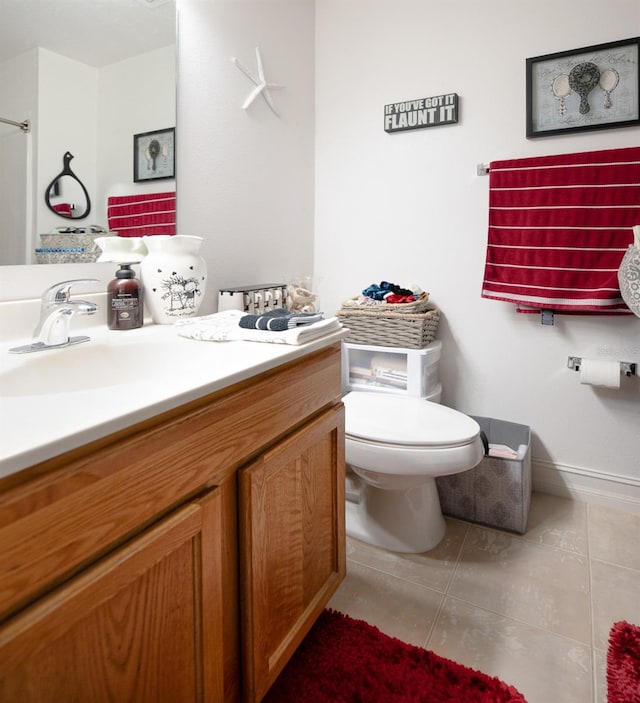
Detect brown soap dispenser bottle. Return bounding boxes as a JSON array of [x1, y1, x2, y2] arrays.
[[108, 263, 144, 330]]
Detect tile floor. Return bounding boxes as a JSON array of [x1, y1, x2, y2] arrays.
[[328, 492, 640, 703]]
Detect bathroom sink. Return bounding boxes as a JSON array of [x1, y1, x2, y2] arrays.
[[0, 340, 190, 396], [0, 312, 346, 480], [0, 323, 306, 398]]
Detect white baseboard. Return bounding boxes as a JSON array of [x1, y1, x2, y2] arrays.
[[532, 459, 640, 516]]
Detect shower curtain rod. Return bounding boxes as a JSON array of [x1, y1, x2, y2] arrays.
[[0, 116, 31, 133]]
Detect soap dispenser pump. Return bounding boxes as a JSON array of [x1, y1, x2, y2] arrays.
[[107, 263, 143, 330]]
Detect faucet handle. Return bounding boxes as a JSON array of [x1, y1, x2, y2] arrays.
[[42, 279, 99, 305]]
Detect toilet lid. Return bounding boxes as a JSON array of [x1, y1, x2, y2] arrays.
[[343, 392, 480, 447]]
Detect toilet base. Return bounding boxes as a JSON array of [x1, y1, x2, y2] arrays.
[[345, 475, 446, 553]]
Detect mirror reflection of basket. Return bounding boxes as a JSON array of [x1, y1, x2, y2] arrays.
[[337, 293, 440, 348], [35, 232, 115, 264]]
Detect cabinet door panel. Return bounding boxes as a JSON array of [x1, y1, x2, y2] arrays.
[[239, 404, 346, 703], [0, 489, 224, 703]]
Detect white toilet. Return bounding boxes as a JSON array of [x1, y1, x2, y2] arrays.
[[342, 342, 483, 553]]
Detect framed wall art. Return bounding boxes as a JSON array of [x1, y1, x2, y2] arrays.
[[133, 127, 175, 182], [526, 37, 640, 138]]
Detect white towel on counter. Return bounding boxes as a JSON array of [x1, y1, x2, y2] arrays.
[[175, 309, 343, 345]]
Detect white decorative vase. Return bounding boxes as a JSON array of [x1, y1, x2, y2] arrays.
[[618, 226, 640, 319], [141, 235, 207, 324]]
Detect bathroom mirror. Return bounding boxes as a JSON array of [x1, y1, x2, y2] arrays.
[[0, 0, 176, 265]]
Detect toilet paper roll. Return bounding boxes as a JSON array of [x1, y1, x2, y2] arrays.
[[579, 359, 620, 389]]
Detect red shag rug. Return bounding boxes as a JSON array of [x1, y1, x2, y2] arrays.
[[264, 609, 527, 702], [607, 621, 640, 703]]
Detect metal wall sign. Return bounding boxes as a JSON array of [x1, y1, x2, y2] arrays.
[[384, 93, 459, 133]]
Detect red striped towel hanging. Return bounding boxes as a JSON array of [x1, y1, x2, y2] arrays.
[[107, 191, 176, 237], [481, 146, 640, 315]]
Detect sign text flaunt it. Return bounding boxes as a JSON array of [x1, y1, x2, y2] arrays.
[[384, 93, 459, 133]]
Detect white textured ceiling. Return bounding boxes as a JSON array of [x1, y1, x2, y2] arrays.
[[0, 0, 175, 68]]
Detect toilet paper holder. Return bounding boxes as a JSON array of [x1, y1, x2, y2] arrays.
[[567, 357, 637, 377]]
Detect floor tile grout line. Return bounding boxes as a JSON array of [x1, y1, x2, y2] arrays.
[[465, 519, 590, 559], [344, 556, 448, 597], [589, 554, 640, 574], [424, 520, 472, 650], [443, 519, 471, 595], [456, 521, 593, 577], [585, 503, 599, 703], [442, 591, 595, 651], [421, 592, 447, 651]]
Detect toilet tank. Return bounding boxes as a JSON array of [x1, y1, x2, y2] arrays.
[[342, 341, 442, 400]]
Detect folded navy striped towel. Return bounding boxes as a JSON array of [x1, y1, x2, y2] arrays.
[[239, 308, 324, 331]]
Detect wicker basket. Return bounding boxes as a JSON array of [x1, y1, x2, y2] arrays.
[[340, 291, 431, 313], [337, 304, 440, 348]]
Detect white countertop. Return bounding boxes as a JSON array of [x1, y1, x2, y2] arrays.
[[0, 318, 344, 480]]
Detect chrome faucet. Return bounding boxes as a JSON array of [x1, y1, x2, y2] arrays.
[[9, 279, 99, 354]]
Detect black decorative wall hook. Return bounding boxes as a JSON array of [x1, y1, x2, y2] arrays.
[[44, 151, 91, 220]]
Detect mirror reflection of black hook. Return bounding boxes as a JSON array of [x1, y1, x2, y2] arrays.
[[45, 151, 92, 220]]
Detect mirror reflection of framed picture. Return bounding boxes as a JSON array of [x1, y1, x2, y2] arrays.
[[526, 37, 640, 138], [133, 127, 175, 182]]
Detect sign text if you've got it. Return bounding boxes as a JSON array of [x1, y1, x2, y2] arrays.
[[384, 93, 459, 133]]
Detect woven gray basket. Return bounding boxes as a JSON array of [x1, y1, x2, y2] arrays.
[[339, 291, 431, 313], [337, 305, 440, 348]]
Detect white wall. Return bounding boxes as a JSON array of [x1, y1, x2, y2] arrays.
[[0, 50, 37, 265], [176, 0, 316, 314], [315, 0, 640, 507], [97, 46, 176, 225], [37, 49, 98, 241]]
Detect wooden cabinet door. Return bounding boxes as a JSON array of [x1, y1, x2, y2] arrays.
[[239, 404, 346, 703], [0, 488, 225, 703]]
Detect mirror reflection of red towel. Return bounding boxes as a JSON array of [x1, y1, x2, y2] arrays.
[[481, 146, 640, 315], [52, 203, 73, 216], [107, 192, 176, 237]]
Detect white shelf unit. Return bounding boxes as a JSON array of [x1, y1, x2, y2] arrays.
[[342, 340, 442, 399]]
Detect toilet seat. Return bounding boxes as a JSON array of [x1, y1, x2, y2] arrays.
[[343, 391, 480, 448]]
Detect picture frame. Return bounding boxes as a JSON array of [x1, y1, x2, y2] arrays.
[[526, 37, 640, 138], [133, 127, 175, 182]]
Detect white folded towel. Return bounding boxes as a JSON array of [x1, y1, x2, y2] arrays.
[[175, 309, 343, 345]]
